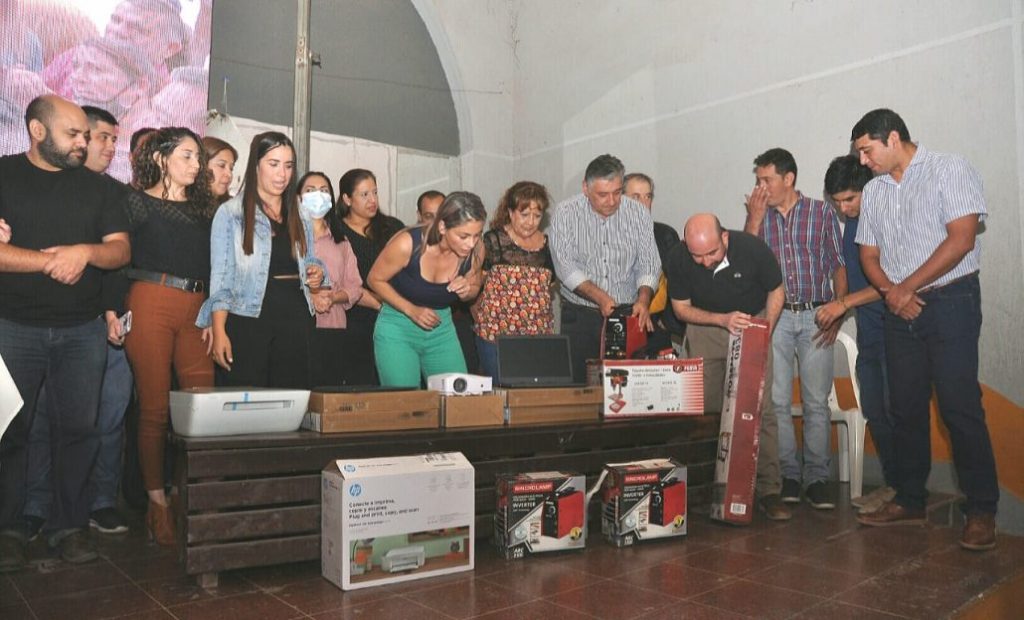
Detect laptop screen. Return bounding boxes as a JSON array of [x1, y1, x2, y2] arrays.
[[496, 335, 577, 387]]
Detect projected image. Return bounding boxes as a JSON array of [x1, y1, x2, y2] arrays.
[[0, 0, 212, 181]]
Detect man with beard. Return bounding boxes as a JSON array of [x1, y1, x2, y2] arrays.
[[666, 214, 789, 520], [0, 95, 130, 572], [21, 106, 134, 538]]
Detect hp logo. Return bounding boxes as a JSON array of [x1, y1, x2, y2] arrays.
[[349, 483, 362, 497], [344, 464, 356, 472]]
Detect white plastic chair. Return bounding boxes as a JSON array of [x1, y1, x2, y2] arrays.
[[789, 331, 866, 500]]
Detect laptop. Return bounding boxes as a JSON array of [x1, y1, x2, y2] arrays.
[[495, 335, 584, 388]]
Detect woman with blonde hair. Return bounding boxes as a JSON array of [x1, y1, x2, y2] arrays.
[[368, 192, 486, 386]]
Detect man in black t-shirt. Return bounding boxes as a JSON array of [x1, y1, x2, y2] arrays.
[[21, 105, 135, 538], [0, 95, 130, 572], [665, 213, 788, 520]]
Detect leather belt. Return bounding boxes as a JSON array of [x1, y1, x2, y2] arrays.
[[127, 269, 205, 294], [917, 271, 978, 295], [782, 301, 826, 312]]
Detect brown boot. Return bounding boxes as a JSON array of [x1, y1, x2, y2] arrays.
[[960, 513, 996, 551], [146, 500, 176, 546], [758, 494, 793, 521], [856, 501, 926, 527]]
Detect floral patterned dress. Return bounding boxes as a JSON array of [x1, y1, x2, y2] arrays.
[[473, 228, 555, 342]]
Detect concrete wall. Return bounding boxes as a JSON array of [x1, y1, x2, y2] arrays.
[[412, 0, 515, 208], [503, 0, 1024, 404]]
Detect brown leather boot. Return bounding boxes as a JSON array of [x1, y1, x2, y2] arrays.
[[856, 501, 926, 527], [960, 513, 996, 551], [146, 500, 176, 547]]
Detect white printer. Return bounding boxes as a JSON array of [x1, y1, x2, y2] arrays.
[[169, 387, 311, 437]]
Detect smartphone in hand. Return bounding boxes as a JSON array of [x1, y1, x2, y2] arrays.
[[118, 310, 133, 336]]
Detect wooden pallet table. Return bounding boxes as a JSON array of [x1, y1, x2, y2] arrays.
[[172, 415, 719, 586]]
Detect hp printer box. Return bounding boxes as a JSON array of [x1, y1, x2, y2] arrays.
[[601, 458, 687, 546], [710, 318, 770, 525], [321, 453, 474, 590], [494, 472, 586, 559]]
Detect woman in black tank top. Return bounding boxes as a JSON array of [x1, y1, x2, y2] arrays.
[[366, 192, 487, 386]]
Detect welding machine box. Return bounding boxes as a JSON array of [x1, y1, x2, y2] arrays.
[[601, 310, 648, 359], [494, 472, 586, 559], [321, 452, 474, 590], [601, 458, 687, 546], [710, 318, 770, 525], [599, 359, 704, 418]]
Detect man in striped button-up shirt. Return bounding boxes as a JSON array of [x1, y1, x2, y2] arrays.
[[851, 109, 998, 551], [549, 154, 661, 383], [744, 148, 847, 511]]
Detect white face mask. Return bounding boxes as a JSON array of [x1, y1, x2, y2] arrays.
[[300, 191, 333, 218]]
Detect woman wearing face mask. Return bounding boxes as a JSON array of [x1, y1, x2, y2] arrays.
[[336, 168, 404, 385], [118, 127, 216, 545], [367, 192, 486, 387], [197, 132, 326, 389], [297, 171, 363, 386], [201, 136, 237, 205], [472, 181, 556, 380]]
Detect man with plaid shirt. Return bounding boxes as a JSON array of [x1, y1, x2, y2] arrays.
[[745, 148, 846, 510]]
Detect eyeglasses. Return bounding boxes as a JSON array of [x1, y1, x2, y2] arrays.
[[302, 185, 330, 193], [354, 189, 378, 200]]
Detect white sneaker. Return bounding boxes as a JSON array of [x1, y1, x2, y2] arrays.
[[858, 487, 897, 514]]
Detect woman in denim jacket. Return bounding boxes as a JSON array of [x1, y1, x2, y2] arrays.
[[197, 132, 326, 387]]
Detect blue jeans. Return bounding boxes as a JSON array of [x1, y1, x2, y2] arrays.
[[0, 317, 106, 535], [476, 336, 498, 381], [884, 274, 998, 514], [771, 308, 833, 485], [854, 314, 897, 488], [24, 344, 132, 519]]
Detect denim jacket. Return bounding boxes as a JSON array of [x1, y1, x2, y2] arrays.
[[196, 195, 330, 328]]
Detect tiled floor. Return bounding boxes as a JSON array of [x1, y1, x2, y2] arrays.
[[2, 493, 1021, 620]]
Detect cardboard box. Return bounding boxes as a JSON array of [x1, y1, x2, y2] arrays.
[[600, 458, 687, 546], [494, 472, 587, 559], [599, 359, 704, 418], [303, 390, 440, 433], [500, 387, 603, 426], [441, 393, 505, 428], [321, 452, 474, 590], [710, 319, 770, 525]]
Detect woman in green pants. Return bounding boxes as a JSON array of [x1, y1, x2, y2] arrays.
[[367, 192, 486, 386]]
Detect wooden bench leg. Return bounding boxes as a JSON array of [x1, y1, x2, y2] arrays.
[[196, 572, 219, 589]]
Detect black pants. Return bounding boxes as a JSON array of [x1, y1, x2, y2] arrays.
[[559, 300, 604, 384], [884, 275, 998, 514], [310, 327, 350, 388], [217, 280, 314, 389], [344, 309, 380, 387]]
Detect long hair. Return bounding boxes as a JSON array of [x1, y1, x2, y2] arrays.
[[131, 127, 216, 218], [422, 191, 487, 269], [297, 170, 344, 243], [490, 181, 550, 230], [201, 136, 238, 205], [337, 168, 392, 244], [240, 132, 303, 257]]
